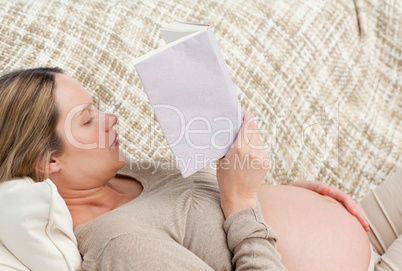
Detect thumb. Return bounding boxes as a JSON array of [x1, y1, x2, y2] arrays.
[[235, 110, 254, 147]]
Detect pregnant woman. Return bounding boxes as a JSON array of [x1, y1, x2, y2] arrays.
[[0, 67, 371, 270]]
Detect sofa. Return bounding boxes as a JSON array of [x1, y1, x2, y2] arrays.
[[0, 0, 401, 269]]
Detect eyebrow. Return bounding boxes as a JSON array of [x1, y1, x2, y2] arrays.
[[78, 103, 93, 116]]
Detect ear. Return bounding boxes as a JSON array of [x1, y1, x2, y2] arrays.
[[35, 156, 61, 174], [48, 157, 61, 174]]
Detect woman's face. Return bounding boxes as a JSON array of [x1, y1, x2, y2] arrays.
[[50, 74, 126, 190]]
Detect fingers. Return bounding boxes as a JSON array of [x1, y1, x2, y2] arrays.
[[352, 203, 370, 232], [216, 110, 269, 218], [237, 111, 254, 148], [326, 186, 355, 213], [236, 111, 263, 150], [290, 180, 329, 195], [323, 186, 370, 231], [290, 181, 370, 231], [318, 186, 330, 195], [236, 110, 251, 141]]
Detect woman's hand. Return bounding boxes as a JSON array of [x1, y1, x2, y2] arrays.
[[216, 111, 269, 219], [290, 180, 370, 232]]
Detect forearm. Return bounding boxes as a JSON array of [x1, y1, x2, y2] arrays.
[[224, 200, 286, 270]]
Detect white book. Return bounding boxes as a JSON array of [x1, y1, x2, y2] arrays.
[[161, 21, 211, 44], [134, 21, 243, 178]]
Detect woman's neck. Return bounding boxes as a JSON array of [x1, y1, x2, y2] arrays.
[[63, 176, 143, 229], [63, 183, 123, 208]]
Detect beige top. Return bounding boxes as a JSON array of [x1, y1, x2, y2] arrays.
[[74, 158, 285, 270]]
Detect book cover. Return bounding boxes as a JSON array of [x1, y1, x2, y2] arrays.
[[134, 22, 243, 178]]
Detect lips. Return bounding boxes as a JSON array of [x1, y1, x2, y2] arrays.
[[110, 134, 119, 148]]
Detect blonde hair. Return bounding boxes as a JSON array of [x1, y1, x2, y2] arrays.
[[0, 67, 64, 182]]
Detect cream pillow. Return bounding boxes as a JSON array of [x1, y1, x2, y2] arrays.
[[0, 178, 82, 271]]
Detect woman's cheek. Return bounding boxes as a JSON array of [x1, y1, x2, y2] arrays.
[[69, 130, 99, 149]]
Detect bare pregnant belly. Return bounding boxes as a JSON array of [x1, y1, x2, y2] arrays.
[[258, 185, 371, 271]]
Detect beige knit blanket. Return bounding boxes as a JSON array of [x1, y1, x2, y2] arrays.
[[0, 0, 400, 201]]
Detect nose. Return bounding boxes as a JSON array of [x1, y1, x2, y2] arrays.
[[104, 113, 117, 132]]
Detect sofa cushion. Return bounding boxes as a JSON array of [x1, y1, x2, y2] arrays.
[[0, 178, 82, 271]]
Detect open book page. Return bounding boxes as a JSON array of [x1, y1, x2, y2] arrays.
[[135, 27, 242, 178]]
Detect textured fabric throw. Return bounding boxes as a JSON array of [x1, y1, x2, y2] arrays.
[[0, 0, 400, 200]]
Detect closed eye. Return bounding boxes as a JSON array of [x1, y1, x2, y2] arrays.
[[84, 116, 94, 125]]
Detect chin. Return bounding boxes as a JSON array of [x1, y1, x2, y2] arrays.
[[117, 149, 126, 166]]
